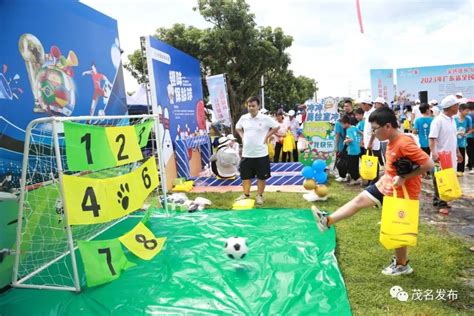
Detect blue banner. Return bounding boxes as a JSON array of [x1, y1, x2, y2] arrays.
[[0, 0, 127, 176], [370, 69, 395, 103], [145, 36, 205, 167], [396, 63, 474, 103]]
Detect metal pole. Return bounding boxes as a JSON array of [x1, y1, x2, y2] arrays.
[[51, 119, 81, 292], [261, 75, 265, 110]]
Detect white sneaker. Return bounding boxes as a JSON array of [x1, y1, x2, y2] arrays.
[[335, 176, 347, 182], [235, 194, 250, 201], [311, 206, 329, 233], [381, 256, 414, 276], [469, 169, 474, 175], [348, 179, 362, 186], [255, 195, 264, 205]]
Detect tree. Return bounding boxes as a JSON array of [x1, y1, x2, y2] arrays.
[[125, 0, 317, 126]]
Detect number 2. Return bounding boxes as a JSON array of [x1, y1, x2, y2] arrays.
[[115, 134, 129, 161]]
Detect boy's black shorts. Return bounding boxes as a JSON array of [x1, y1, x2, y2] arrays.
[[239, 156, 271, 180]]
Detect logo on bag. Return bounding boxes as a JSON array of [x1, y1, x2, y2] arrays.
[[366, 160, 373, 167], [398, 210, 406, 219]]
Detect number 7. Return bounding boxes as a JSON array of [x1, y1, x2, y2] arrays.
[[98, 247, 116, 275]]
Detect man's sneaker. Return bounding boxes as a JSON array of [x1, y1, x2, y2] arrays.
[[255, 195, 264, 205], [335, 176, 347, 182], [311, 206, 329, 233], [235, 194, 250, 201], [469, 169, 474, 175], [457, 172, 463, 177], [381, 256, 414, 276]]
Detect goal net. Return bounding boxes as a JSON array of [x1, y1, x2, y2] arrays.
[[12, 114, 165, 291]]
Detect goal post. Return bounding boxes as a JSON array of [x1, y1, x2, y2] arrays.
[[12, 114, 167, 292]]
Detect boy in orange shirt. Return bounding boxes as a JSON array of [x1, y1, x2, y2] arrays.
[[313, 107, 434, 276]]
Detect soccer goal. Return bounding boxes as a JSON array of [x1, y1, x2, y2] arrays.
[[12, 114, 167, 292]]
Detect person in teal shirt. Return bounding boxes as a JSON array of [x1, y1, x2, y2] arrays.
[[413, 103, 433, 155], [466, 101, 474, 173], [355, 108, 365, 155], [455, 103, 473, 174], [341, 115, 361, 185]]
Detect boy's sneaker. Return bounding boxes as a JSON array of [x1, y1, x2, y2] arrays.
[[235, 194, 250, 201], [255, 195, 264, 205], [311, 206, 329, 233], [381, 256, 414, 276], [348, 179, 362, 186], [335, 176, 348, 182], [456, 172, 463, 177]]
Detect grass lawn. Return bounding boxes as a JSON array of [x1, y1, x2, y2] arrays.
[[185, 182, 472, 315]]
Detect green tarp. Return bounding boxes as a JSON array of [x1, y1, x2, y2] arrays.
[[0, 208, 351, 315]]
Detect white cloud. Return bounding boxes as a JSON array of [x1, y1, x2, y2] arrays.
[[81, 0, 474, 99]]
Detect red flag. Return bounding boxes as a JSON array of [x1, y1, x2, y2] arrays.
[[356, 0, 364, 33]]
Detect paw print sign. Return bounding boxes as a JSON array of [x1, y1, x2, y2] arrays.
[[62, 157, 159, 225]]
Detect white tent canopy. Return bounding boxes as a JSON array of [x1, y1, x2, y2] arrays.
[[127, 84, 149, 106]]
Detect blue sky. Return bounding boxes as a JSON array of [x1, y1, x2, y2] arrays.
[[80, 0, 474, 99]]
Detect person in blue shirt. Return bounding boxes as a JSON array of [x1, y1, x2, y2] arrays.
[[355, 108, 365, 155], [413, 103, 433, 155], [455, 103, 473, 175], [341, 115, 361, 185], [466, 101, 474, 174]]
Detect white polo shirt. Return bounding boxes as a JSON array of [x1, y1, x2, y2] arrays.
[[428, 112, 457, 169], [363, 107, 380, 150], [236, 113, 279, 158]]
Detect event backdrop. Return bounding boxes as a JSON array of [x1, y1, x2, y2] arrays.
[[145, 35, 206, 180], [370, 69, 395, 103], [0, 0, 127, 289], [396, 63, 474, 103]]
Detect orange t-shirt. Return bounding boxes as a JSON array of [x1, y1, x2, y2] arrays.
[[384, 134, 430, 200]]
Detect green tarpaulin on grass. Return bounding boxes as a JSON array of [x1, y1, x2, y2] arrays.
[[0, 208, 351, 315]]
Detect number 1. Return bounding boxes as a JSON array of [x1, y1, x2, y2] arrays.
[[81, 133, 93, 164]]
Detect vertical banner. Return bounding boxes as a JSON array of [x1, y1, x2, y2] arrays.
[[370, 69, 395, 103], [301, 98, 340, 166], [206, 74, 231, 127], [145, 36, 205, 166], [396, 63, 474, 103]]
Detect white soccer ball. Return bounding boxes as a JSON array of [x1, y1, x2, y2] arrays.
[[224, 236, 248, 260]]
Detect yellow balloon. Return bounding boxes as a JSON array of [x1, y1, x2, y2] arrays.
[[314, 185, 328, 197], [303, 179, 317, 190]]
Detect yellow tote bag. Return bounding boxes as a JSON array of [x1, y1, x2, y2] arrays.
[[360, 150, 378, 180], [379, 185, 419, 250], [282, 131, 295, 152], [434, 167, 462, 201], [267, 141, 275, 160]]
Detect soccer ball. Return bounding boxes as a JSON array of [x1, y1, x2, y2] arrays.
[[224, 236, 248, 259]]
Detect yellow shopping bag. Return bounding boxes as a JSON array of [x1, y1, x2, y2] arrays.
[[434, 167, 462, 201], [360, 150, 378, 180], [267, 141, 275, 160], [282, 131, 295, 152], [379, 185, 419, 250]]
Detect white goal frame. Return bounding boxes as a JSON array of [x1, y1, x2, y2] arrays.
[[12, 114, 167, 292]]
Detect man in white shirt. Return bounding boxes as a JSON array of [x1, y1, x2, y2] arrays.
[[429, 95, 463, 215], [411, 99, 422, 122], [235, 96, 279, 205], [360, 97, 381, 182]]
